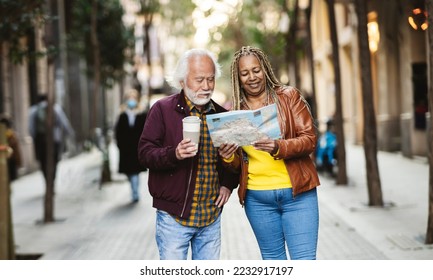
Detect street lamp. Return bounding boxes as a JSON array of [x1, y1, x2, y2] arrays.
[[408, 8, 428, 31], [367, 11, 379, 53]]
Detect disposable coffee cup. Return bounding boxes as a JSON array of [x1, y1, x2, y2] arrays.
[[182, 116, 201, 151]]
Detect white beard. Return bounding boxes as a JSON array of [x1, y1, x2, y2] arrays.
[[184, 85, 213, 106]]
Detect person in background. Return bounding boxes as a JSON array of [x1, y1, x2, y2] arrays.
[[115, 89, 147, 203], [28, 94, 75, 185], [137, 49, 238, 260], [219, 46, 320, 260], [316, 119, 337, 177], [0, 115, 22, 182]]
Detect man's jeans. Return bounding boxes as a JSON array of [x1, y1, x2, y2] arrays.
[[155, 210, 221, 260], [245, 188, 319, 260]]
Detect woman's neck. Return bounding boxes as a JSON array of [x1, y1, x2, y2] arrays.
[[243, 91, 269, 110]]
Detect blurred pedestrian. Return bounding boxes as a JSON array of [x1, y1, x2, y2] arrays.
[[0, 115, 22, 182], [28, 94, 75, 184], [316, 119, 337, 177], [114, 89, 147, 203], [138, 49, 238, 260], [219, 46, 320, 260]]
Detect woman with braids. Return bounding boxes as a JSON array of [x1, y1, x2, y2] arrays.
[[218, 46, 320, 260]]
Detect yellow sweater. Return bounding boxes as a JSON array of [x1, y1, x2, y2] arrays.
[[242, 145, 292, 190]]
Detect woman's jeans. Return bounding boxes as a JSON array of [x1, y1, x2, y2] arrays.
[[155, 210, 221, 260], [245, 188, 319, 260], [127, 174, 139, 201]]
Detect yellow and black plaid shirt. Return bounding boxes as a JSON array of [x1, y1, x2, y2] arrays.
[[175, 97, 221, 227]]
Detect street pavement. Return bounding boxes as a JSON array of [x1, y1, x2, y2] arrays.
[[9, 142, 433, 260]]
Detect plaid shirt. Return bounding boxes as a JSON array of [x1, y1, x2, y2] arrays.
[[175, 97, 221, 227]]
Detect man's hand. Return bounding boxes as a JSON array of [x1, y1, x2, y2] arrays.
[[176, 138, 198, 160], [215, 186, 231, 208]]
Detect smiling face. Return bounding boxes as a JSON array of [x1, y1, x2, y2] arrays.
[[238, 54, 266, 98], [181, 55, 215, 108]]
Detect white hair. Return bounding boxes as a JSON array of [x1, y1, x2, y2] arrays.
[[169, 49, 222, 90]]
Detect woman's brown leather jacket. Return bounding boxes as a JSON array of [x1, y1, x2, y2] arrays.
[[225, 86, 320, 205]]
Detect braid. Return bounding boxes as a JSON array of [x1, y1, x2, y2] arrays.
[[230, 52, 243, 110], [230, 46, 283, 110]]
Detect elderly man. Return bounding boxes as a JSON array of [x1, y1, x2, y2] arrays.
[[138, 49, 238, 260]]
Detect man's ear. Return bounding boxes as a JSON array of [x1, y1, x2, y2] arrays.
[[180, 81, 185, 88]]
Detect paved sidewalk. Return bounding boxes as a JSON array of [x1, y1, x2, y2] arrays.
[[318, 145, 433, 260], [9, 143, 433, 260]]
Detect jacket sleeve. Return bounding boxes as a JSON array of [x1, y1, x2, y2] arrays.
[[55, 104, 75, 139], [28, 106, 36, 139], [218, 158, 239, 191], [9, 132, 22, 167], [273, 87, 317, 160], [114, 114, 124, 149], [137, 102, 179, 170], [220, 147, 242, 173]]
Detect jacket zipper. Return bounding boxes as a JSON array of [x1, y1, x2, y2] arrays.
[[180, 159, 194, 217], [240, 151, 249, 208]]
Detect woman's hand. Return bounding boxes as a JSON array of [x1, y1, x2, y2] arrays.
[[218, 142, 238, 160], [252, 139, 278, 154]]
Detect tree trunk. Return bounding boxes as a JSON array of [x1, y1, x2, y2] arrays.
[[326, 0, 347, 185], [305, 0, 318, 121], [425, 0, 433, 244], [144, 18, 153, 111], [1, 42, 13, 116], [100, 88, 111, 184], [0, 124, 15, 259], [91, 0, 100, 135], [43, 0, 57, 223], [91, 0, 111, 184], [285, 0, 300, 87], [44, 63, 56, 223], [0, 48, 11, 259], [354, 0, 383, 206]]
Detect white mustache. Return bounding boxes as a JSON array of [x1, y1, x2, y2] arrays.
[[196, 91, 212, 95]]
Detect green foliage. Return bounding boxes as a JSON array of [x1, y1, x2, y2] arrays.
[[68, 0, 134, 89], [158, 0, 196, 41], [0, 0, 45, 63], [208, 0, 287, 76], [138, 0, 160, 16]]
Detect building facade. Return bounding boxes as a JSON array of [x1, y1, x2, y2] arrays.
[[308, 0, 429, 158]]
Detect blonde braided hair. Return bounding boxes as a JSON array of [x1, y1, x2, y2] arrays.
[[230, 46, 283, 110], [231, 46, 296, 137]]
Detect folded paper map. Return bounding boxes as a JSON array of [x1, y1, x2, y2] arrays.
[[206, 104, 282, 147]]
